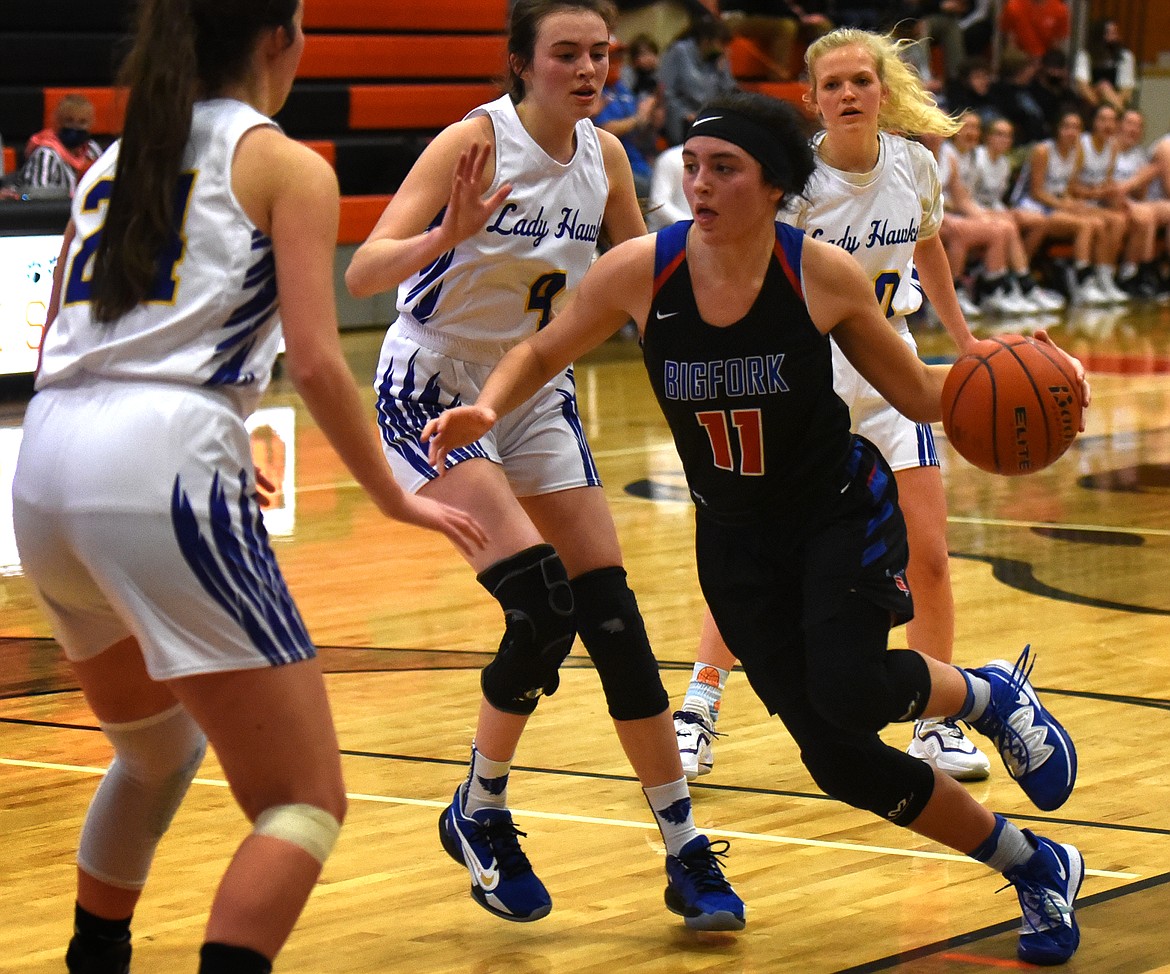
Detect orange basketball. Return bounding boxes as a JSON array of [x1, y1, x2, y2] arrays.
[[941, 335, 1082, 476]]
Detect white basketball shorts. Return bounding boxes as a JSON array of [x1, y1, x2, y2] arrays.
[[372, 331, 601, 496], [830, 319, 939, 472], [12, 382, 315, 679]]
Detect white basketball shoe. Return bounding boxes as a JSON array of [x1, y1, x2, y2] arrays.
[[907, 717, 992, 781]]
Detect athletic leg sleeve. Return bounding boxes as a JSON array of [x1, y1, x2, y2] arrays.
[[800, 734, 936, 826], [477, 544, 576, 715], [570, 566, 669, 721], [78, 704, 207, 889], [804, 592, 931, 734]]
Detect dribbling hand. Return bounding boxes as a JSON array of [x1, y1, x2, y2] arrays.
[[1034, 329, 1091, 431]]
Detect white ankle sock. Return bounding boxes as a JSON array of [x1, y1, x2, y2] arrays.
[[644, 777, 700, 856], [463, 743, 511, 813], [683, 663, 729, 725]]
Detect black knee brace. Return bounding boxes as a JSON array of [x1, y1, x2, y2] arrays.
[[805, 595, 931, 734], [801, 735, 935, 826], [477, 544, 576, 715], [570, 566, 669, 721]]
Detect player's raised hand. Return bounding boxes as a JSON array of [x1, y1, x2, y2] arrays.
[[421, 405, 498, 473], [439, 143, 512, 247]]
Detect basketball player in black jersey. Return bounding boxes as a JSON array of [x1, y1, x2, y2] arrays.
[[422, 91, 1091, 967]]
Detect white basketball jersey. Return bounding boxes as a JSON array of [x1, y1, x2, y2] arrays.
[[1148, 135, 1170, 201], [1012, 139, 1077, 204], [38, 100, 283, 416], [1078, 132, 1115, 189], [936, 141, 958, 209], [952, 144, 976, 196], [393, 94, 608, 365], [1112, 144, 1148, 193], [969, 145, 1011, 210], [782, 132, 942, 319]]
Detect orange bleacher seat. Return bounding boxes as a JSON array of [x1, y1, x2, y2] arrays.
[[44, 86, 126, 137], [303, 0, 507, 32], [299, 35, 507, 80], [728, 34, 809, 82], [728, 36, 775, 81], [300, 139, 337, 168], [349, 83, 501, 130], [740, 80, 812, 113], [338, 194, 392, 245], [2, 145, 14, 175]]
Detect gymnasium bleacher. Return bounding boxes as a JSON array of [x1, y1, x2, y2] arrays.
[[0, 0, 813, 248], [0, 0, 512, 244]]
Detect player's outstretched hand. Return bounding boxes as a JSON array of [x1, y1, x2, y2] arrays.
[[439, 143, 512, 248], [384, 492, 488, 558], [421, 405, 498, 472], [1034, 329, 1091, 430]]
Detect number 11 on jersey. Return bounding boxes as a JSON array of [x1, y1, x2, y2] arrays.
[[696, 408, 765, 476]]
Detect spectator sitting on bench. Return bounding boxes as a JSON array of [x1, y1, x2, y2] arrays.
[[18, 94, 103, 198], [659, 16, 738, 145]]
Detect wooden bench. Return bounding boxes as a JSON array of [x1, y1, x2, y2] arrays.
[[303, 0, 507, 32], [348, 83, 502, 130], [299, 34, 507, 80], [0, 33, 123, 86], [13, 81, 501, 138], [727, 36, 799, 82], [739, 80, 813, 116], [338, 194, 392, 245]]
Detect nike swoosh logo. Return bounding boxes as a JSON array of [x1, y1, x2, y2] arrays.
[[460, 835, 499, 890], [656, 309, 679, 319], [1053, 855, 1067, 882], [691, 115, 723, 126]]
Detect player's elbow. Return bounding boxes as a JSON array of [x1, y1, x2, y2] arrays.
[[344, 261, 377, 300]]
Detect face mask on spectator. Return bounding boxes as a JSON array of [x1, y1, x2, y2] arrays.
[[58, 127, 90, 149]]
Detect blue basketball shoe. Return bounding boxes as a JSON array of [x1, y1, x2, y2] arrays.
[[664, 835, 746, 931], [438, 787, 552, 922], [965, 646, 1077, 811], [1003, 831, 1084, 965]]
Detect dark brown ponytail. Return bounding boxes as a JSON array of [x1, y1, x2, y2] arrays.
[[91, 0, 297, 322]]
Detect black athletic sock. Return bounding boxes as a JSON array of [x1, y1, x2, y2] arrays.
[[1014, 271, 1037, 294], [199, 942, 273, 974], [73, 904, 131, 942], [65, 904, 132, 974], [979, 272, 1007, 299]]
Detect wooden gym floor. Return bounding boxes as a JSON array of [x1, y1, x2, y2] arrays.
[[2, 303, 1170, 973]]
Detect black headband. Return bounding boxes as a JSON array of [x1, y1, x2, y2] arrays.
[[685, 110, 790, 186]]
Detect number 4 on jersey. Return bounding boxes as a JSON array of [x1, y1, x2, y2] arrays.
[[527, 271, 567, 330]]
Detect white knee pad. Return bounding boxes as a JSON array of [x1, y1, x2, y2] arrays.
[[253, 803, 341, 865], [78, 704, 207, 889]]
